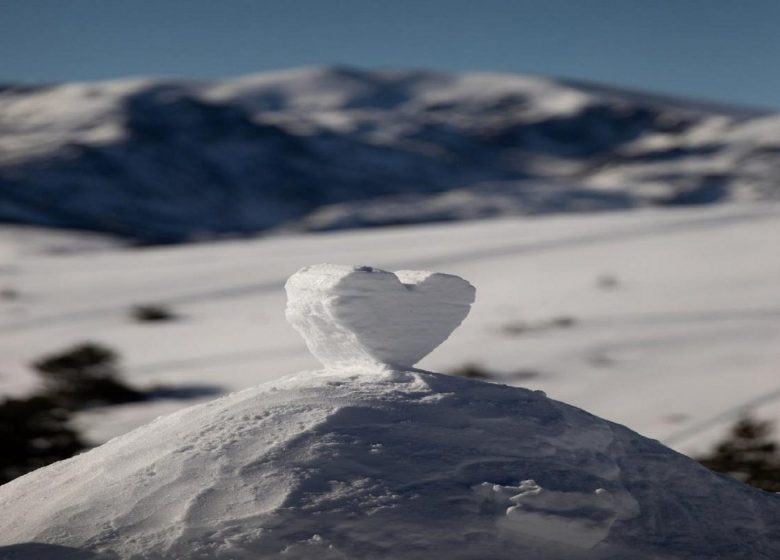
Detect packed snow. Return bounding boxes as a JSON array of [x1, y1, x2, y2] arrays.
[[1, 265, 779, 559], [285, 264, 475, 369]]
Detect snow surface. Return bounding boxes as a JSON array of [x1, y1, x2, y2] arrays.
[[285, 264, 475, 369], [2, 362, 780, 556], [2, 228, 780, 557], [1, 203, 779, 457]]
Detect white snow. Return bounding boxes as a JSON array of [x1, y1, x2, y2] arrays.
[[0, 256, 780, 560], [2, 248, 780, 557], [1, 203, 779, 457], [285, 264, 475, 369], [2, 360, 780, 557], [2, 66, 779, 242]]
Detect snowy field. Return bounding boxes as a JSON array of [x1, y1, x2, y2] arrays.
[[2, 202, 779, 456]]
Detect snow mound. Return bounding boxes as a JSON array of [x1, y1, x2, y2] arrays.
[[2, 370, 779, 559], [285, 264, 475, 369], [1, 265, 779, 559]]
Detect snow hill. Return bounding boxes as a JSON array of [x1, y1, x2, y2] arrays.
[[3, 370, 780, 560], [2, 265, 779, 559], [1, 66, 779, 243]]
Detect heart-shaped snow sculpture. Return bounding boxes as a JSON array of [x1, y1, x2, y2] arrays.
[[285, 264, 476, 369]]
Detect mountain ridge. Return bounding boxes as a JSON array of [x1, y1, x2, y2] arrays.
[[1, 66, 778, 243]]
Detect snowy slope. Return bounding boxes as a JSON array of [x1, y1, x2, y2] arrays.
[[1, 202, 778, 458], [1, 67, 779, 242], [4, 259, 779, 560], [3, 370, 780, 558]]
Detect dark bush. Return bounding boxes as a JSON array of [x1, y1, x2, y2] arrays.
[[548, 316, 577, 328], [450, 363, 493, 379], [35, 343, 117, 378], [131, 304, 178, 322], [596, 274, 620, 290], [450, 364, 541, 381], [0, 342, 221, 485], [0, 287, 19, 300], [697, 416, 780, 492], [0, 395, 87, 484], [33, 342, 145, 407]]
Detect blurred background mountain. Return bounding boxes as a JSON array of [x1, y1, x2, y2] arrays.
[[1, 66, 778, 243]]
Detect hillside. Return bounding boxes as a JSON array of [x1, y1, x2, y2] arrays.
[[1, 67, 779, 243], [1, 202, 778, 456], [2, 264, 779, 559]]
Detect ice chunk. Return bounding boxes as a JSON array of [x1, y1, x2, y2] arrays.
[[473, 480, 636, 549], [285, 264, 476, 369]]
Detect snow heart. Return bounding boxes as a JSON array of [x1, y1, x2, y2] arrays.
[[285, 264, 476, 369]]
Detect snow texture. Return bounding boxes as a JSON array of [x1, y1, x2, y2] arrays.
[[1, 264, 780, 559], [1, 369, 780, 559], [285, 264, 475, 369]]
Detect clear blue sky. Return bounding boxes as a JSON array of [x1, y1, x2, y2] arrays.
[[1, 0, 778, 109]]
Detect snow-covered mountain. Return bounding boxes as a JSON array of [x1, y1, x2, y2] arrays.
[[1, 66, 779, 243]]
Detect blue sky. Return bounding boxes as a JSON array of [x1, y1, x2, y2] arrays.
[[1, 0, 778, 109]]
